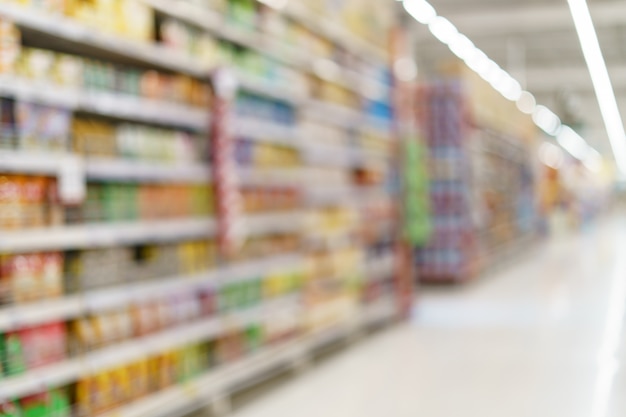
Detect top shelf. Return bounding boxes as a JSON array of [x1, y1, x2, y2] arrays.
[[281, 2, 388, 64], [0, 2, 208, 78], [139, 0, 390, 97]]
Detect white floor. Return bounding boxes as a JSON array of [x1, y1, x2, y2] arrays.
[[230, 215, 626, 417]]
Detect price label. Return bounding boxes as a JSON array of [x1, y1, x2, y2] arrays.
[[58, 155, 86, 205]]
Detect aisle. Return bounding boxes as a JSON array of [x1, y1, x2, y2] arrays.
[[229, 215, 626, 417]]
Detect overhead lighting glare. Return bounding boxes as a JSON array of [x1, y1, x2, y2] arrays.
[[403, 0, 436, 25], [428, 16, 458, 45], [568, 0, 626, 175], [533, 105, 562, 136], [448, 34, 475, 61], [517, 91, 536, 114], [557, 126, 593, 161]]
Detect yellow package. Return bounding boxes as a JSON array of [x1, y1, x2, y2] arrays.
[[116, 0, 153, 41], [15, 48, 54, 81], [76, 376, 98, 417]]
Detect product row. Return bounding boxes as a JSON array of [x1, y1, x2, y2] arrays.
[[0, 232, 306, 305], [0, 309, 302, 416], [0, 175, 214, 230]]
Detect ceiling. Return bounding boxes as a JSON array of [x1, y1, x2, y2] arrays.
[[408, 0, 626, 155]]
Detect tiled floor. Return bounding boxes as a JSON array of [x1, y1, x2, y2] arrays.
[[229, 215, 626, 417]]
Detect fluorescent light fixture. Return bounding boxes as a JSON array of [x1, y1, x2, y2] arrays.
[[517, 91, 536, 114], [448, 34, 475, 61], [584, 148, 603, 172], [403, 0, 436, 25], [400, 0, 600, 163], [568, 0, 626, 175], [533, 105, 562, 136], [464, 49, 490, 74], [428, 16, 458, 45], [502, 78, 523, 101], [557, 125, 593, 161]]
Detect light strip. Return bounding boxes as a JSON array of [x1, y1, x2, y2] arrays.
[[402, 0, 603, 170], [568, 0, 626, 175]]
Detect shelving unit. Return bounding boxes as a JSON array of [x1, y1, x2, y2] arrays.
[[0, 0, 404, 416]]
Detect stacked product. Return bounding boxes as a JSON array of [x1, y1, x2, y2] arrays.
[[415, 66, 538, 282], [415, 81, 480, 283], [0, 0, 407, 415]]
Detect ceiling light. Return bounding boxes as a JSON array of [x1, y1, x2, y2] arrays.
[[584, 148, 603, 172], [403, 0, 436, 25], [533, 105, 562, 136], [517, 91, 536, 114], [428, 16, 458, 45], [557, 125, 593, 160], [448, 34, 475, 61], [464, 49, 490, 74], [568, 0, 626, 175]]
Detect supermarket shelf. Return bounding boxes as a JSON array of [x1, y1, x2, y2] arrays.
[[141, 0, 308, 70], [86, 158, 211, 183], [139, 0, 387, 99], [301, 143, 392, 168], [304, 100, 392, 135], [0, 151, 211, 183], [0, 218, 216, 253], [246, 211, 307, 236], [0, 3, 208, 77], [236, 72, 307, 105], [1, 296, 302, 400], [0, 254, 303, 332], [0, 77, 208, 130], [97, 298, 397, 417], [304, 100, 361, 130], [305, 184, 394, 207], [365, 252, 395, 282], [0, 150, 62, 175], [282, 2, 388, 65], [235, 118, 301, 146], [238, 167, 303, 186]]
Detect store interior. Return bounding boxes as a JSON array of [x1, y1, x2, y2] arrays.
[[0, 0, 624, 416]]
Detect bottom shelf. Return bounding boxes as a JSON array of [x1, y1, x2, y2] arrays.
[[100, 298, 397, 417]]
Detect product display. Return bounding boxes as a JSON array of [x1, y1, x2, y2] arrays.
[[0, 0, 403, 415]]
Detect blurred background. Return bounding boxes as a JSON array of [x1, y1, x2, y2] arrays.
[[0, 0, 624, 416]]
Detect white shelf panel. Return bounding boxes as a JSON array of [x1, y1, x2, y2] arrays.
[[0, 254, 302, 332], [97, 299, 396, 417], [86, 158, 211, 183], [0, 218, 216, 253], [0, 151, 211, 183], [0, 3, 208, 77], [0, 150, 62, 175], [0, 77, 209, 130], [1, 295, 302, 400]]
